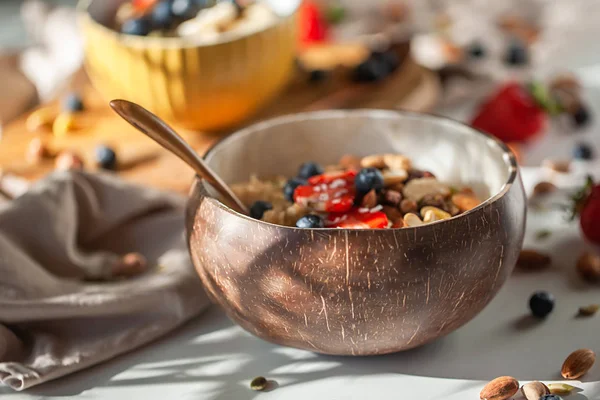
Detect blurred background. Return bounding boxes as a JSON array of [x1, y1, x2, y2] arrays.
[[0, 0, 599, 193]]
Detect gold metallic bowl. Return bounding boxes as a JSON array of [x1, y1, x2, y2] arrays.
[[78, 0, 297, 131], [186, 110, 527, 355]]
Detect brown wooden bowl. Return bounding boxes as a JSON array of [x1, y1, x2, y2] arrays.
[[186, 110, 526, 356]]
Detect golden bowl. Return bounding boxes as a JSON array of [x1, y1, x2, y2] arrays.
[[78, 0, 297, 131], [186, 110, 527, 355]]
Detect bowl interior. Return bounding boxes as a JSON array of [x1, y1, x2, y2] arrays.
[[204, 110, 516, 203]]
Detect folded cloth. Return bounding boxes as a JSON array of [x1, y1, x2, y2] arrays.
[[0, 171, 210, 391]]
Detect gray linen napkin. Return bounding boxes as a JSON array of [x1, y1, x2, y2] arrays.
[[0, 171, 210, 391]]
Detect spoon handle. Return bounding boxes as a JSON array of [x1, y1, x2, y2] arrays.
[[110, 100, 249, 215]]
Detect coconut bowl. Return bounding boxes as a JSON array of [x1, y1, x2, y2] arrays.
[[186, 110, 526, 356]]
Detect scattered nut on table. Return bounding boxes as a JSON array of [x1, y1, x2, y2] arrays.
[[576, 252, 600, 282], [521, 381, 550, 400], [516, 249, 552, 271], [480, 376, 519, 400], [561, 348, 596, 379], [532, 181, 557, 196]]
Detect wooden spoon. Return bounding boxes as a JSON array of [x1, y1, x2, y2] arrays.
[[109, 99, 249, 215]]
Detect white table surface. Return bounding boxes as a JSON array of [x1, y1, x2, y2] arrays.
[[3, 75, 600, 400], [2, 168, 600, 400]]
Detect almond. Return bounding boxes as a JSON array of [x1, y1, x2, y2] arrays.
[[533, 181, 558, 196], [521, 381, 550, 400], [516, 250, 551, 270], [480, 376, 519, 400], [361, 190, 378, 208], [576, 252, 600, 282], [561, 349, 596, 379], [452, 193, 481, 212]]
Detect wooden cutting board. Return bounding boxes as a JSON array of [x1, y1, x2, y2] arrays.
[[0, 54, 440, 194]]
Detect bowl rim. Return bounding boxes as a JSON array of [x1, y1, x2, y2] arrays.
[[77, 0, 296, 49], [196, 109, 520, 232]]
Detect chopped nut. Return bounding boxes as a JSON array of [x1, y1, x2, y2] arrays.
[[533, 181, 557, 196], [25, 137, 49, 164], [383, 169, 408, 186], [361, 190, 378, 208], [360, 154, 387, 169], [382, 205, 403, 225], [516, 250, 551, 270], [542, 159, 570, 174], [382, 190, 402, 207], [400, 199, 418, 214], [339, 154, 362, 170], [26, 107, 56, 132], [452, 193, 481, 212], [55, 151, 84, 171], [383, 154, 411, 171], [421, 206, 451, 222], [535, 230, 552, 240], [578, 304, 599, 317], [403, 177, 450, 201], [576, 252, 600, 282], [404, 213, 424, 227]]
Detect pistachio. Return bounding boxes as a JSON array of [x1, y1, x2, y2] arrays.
[[250, 376, 268, 391], [452, 192, 481, 212], [576, 252, 600, 282], [361, 190, 378, 208], [533, 181, 558, 196], [480, 376, 519, 400], [403, 213, 424, 227], [521, 381, 550, 400], [383, 154, 412, 171], [516, 250, 551, 271], [420, 206, 451, 222], [360, 154, 387, 169], [578, 304, 600, 317], [548, 383, 576, 395], [383, 169, 408, 186], [403, 177, 450, 201], [561, 348, 596, 379]]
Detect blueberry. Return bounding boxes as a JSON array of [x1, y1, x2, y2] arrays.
[[62, 93, 84, 112], [284, 178, 306, 202], [95, 145, 117, 170], [355, 168, 384, 194], [353, 57, 388, 83], [467, 42, 486, 59], [573, 143, 594, 160], [171, 0, 199, 19], [151, 1, 173, 30], [572, 104, 591, 127], [250, 200, 273, 220], [539, 395, 563, 400], [308, 69, 329, 83], [296, 214, 325, 229], [121, 17, 152, 36], [372, 50, 400, 74], [504, 40, 528, 66], [298, 162, 324, 179], [529, 291, 555, 318]]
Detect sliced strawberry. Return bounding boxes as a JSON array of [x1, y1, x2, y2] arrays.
[[294, 185, 354, 213], [299, 0, 329, 46], [307, 170, 357, 185], [132, 0, 158, 12], [326, 207, 389, 229]]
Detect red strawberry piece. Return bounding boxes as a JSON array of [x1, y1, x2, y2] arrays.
[[580, 183, 600, 245], [294, 184, 355, 213], [299, 0, 328, 46], [326, 207, 389, 229], [307, 170, 357, 185], [132, 0, 158, 12], [471, 82, 546, 143]]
